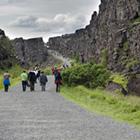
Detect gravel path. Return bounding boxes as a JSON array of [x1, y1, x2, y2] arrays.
[[0, 76, 139, 140]]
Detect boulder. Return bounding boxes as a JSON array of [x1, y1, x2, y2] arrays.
[[106, 81, 128, 96], [127, 74, 140, 96]]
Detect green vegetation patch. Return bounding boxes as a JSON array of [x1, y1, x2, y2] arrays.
[[126, 58, 139, 69], [0, 65, 24, 90], [44, 67, 52, 75], [123, 41, 129, 52], [131, 17, 140, 26], [110, 73, 128, 90], [61, 86, 140, 128], [62, 63, 110, 88]]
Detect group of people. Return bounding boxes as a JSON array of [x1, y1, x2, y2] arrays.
[[2, 66, 62, 93], [20, 69, 48, 92]]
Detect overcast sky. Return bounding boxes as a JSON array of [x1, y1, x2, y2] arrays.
[[0, 0, 100, 42]]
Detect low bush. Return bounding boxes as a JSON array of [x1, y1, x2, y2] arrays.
[[62, 63, 110, 88]]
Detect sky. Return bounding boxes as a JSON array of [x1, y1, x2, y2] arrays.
[[0, 0, 100, 42]]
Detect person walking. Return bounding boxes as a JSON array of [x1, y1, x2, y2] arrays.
[[51, 65, 55, 75], [54, 68, 62, 92], [20, 70, 28, 92], [3, 71, 10, 92], [39, 71, 48, 91], [28, 70, 36, 91]]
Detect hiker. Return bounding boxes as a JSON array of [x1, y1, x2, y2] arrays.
[[51, 66, 55, 75], [54, 67, 62, 92], [3, 71, 10, 92], [20, 70, 28, 92], [28, 70, 37, 91], [39, 71, 48, 91]]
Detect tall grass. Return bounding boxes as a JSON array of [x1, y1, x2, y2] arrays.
[[61, 86, 140, 128]]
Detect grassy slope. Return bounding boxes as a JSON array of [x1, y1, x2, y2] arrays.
[[61, 86, 140, 128]]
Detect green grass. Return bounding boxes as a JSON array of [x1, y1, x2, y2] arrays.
[[123, 41, 129, 51], [131, 17, 140, 25], [0, 65, 24, 90], [61, 86, 140, 128]]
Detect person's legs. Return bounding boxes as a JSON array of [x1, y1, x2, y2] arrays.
[[41, 86, 43, 91], [56, 83, 60, 92], [43, 85, 46, 91], [56, 83, 58, 92], [32, 82, 35, 91], [30, 82, 34, 91], [4, 85, 8, 92], [22, 81, 26, 91], [41, 84, 46, 91], [58, 83, 60, 92]]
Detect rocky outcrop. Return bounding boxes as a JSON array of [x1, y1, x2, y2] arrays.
[[12, 37, 48, 67], [106, 81, 128, 96], [47, 0, 140, 72], [128, 75, 140, 96], [0, 29, 16, 69]]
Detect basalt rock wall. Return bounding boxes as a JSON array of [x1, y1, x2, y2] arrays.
[[47, 0, 140, 73], [12, 37, 48, 67]]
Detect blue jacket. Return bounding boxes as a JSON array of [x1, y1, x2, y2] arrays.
[[3, 79, 10, 86]]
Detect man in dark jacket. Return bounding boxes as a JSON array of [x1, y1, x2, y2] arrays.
[[39, 71, 48, 91], [28, 70, 36, 91]]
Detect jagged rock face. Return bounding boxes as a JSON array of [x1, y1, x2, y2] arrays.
[[47, 0, 140, 72], [12, 37, 48, 66], [128, 74, 140, 96]]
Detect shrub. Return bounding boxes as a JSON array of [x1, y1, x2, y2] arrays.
[[44, 67, 52, 75], [62, 63, 110, 88]]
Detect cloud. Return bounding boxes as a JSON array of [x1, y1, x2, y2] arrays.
[[10, 14, 86, 34], [1, 0, 100, 41], [10, 16, 37, 28], [0, 0, 28, 5]]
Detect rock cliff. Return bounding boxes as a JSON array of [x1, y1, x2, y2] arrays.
[[12, 37, 48, 67], [47, 0, 140, 73]]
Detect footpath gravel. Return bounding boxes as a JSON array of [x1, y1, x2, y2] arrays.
[[0, 76, 139, 140]]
